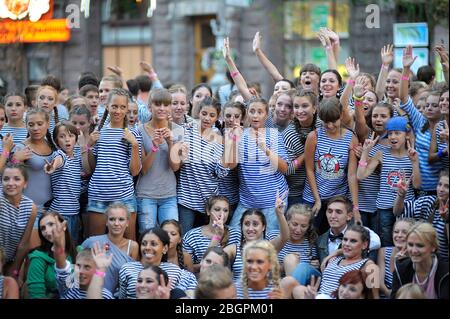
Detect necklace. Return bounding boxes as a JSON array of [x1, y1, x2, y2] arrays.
[[414, 257, 436, 286]]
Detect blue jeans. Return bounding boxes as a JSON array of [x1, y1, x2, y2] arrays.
[[87, 196, 137, 214], [178, 204, 203, 234], [360, 210, 379, 235], [137, 196, 178, 234], [377, 208, 395, 247], [229, 200, 287, 233], [63, 214, 81, 245], [287, 196, 303, 209], [292, 262, 322, 286]]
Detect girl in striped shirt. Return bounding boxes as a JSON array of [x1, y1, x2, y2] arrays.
[[86, 88, 142, 241], [45, 122, 83, 244], [1, 93, 28, 144], [236, 240, 286, 299], [168, 84, 195, 127], [161, 219, 194, 272], [358, 116, 422, 247], [36, 85, 60, 133]]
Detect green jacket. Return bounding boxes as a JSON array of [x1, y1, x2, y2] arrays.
[[26, 250, 60, 299]]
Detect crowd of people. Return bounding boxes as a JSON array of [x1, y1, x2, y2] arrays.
[[0, 27, 448, 300]]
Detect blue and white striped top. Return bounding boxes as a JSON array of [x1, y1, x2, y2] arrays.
[[278, 239, 318, 266], [218, 168, 240, 206], [237, 128, 289, 208], [376, 148, 415, 209], [0, 126, 28, 144], [88, 127, 142, 201], [400, 97, 442, 191], [436, 121, 449, 171], [0, 191, 34, 262], [318, 256, 369, 297], [303, 127, 354, 202], [74, 145, 90, 194], [402, 195, 448, 262], [118, 261, 197, 299], [282, 123, 313, 198], [55, 261, 113, 299], [177, 125, 229, 212], [0, 275, 3, 298], [235, 282, 274, 299], [383, 246, 394, 290], [358, 142, 389, 213], [49, 150, 81, 216], [182, 226, 241, 264]]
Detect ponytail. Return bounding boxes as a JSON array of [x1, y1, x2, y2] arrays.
[[53, 105, 59, 124], [97, 109, 109, 131]]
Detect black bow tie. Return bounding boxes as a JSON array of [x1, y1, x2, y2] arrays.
[[329, 232, 344, 242]]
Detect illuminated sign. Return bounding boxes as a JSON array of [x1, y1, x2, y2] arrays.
[[0, 0, 51, 22], [0, 18, 70, 43]]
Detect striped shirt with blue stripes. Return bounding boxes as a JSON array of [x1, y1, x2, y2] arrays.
[[376, 148, 415, 209], [278, 239, 318, 266], [0, 192, 34, 262], [400, 97, 442, 191], [88, 127, 142, 201], [237, 128, 289, 208], [383, 246, 394, 289], [303, 127, 354, 202], [235, 282, 275, 299], [49, 150, 81, 216], [0, 126, 28, 144], [182, 226, 240, 264], [218, 167, 240, 205], [402, 195, 448, 262], [436, 121, 449, 171], [177, 125, 229, 212], [55, 260, 113, 299]]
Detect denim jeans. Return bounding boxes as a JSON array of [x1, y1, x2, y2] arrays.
[[63, 214, 81, 246], [377, 208, 395, 247], [360, 210, 379, 235], [137, 196, 178, 234], [287, 196, 303, 209], [229, 200, 287, 233], [178, 204, 208, 234], [292, 262, 322, 286]]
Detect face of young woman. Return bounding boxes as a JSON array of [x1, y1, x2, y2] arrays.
[[245, 248, 271, 284], [439, 91, 449, 115], [385, 70, 401, 99], [108, 95, 128, 126], [274, 94, 293, 125], [342, 230, 368, 259], [0, 108, 5, 130], [199, 106, 218, 130], [407, 233, 435, 264], [171, 92, 188, 122], [2, 168, 27, 197], [415, 99, 426, 114], [127, 103, 139, 126], [208, 200, 230, 226], [293, 96, 315, 125], [37, 88, 57, 114], [392, 221, 411, 250], [191, 87, 211, 109], [424, 94, 441, 121], [242, 214, 265, 241], [136, 268, 160, 299], [387, 130, 407, 150], [27, 113, 49, 141], [300, 71, 319, 91], [371, 106, 391, 134], [70, 114, 91, 136], [56, 127, 76, 154], [85, 90, 99, 112], [223, 107, 242, 129], [322, 118, 341, 135], [273, 80, 291, 94], [338, 282, 365, 299], [162, 223, 181, 250], [248, 102, 268, 129], [437, 175, 449, 203], [39, 215, 60, 243], [288, 214, 310, 242], [152, 101, 171, 122], [106, 208, 129, 237], [363, 91, 377, 115], [140, 233, 167, 265], [320, 72, 340, 98], [200, 251, 226, 272], [99, 81, 114, 106], [5, 96, 26, 122]]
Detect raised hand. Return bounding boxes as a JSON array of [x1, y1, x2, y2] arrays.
[[210, 209, 225, 239], [123, 128, 138, 146], [275, 189, 287, 215], [345, 57, 360, 80], [252, 31, 262, 53], [106, 66, 123, 77], [406, 140, 418, 162], [402, 45, 417, 69], [13, 146, 33, 162], [52, 219, 67, 249], [2, 133, 14, 153], [91, 242, 113, 271], [397, 170, 411, 198], [362, 132, 380, 152], [222, 37, 231, 60], [155, 275, 171, 299], [353, 77, 366, 99], [381, 44, 394, 66], [317, 29, 331, 49], [439, 199, 449, 222], [322, 27, 340, 46], [140, 61, 155, 74], [44, 158, 58, 174], [435, 44, 449, 70], [303, 275, 321, 299], [89, 130, 100, 147]]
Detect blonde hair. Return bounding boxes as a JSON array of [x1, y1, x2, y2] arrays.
[[396, 283, 427, 299], [241, 240, 280, 299], [406, 222, 439, 253], [286, 204, 317, 255], [195, 264, 234, 299]]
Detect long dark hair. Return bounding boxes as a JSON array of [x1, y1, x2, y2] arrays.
[[138, 227, 170, 263], [239, 209, 267, 250], [160, 219, 186, 270]]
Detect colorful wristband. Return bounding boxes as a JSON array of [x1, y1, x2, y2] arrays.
[[212, 235, 222, 242], [401, 75, 410, 81], [381, 64, 389, 70], [12, 269, 19, 277], [230, 71, 239, 78], [151, 144, 159, 153], [347, 79, 355, 86], [353, 95, 364, 102], [353, 205, 359, 210], [358, 161, 368, 167], [95, 270, 106, 278], [2, 150, 10, 157], [293, 159, 300, 168]]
